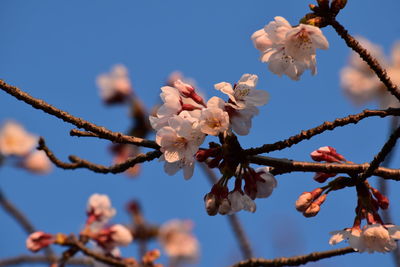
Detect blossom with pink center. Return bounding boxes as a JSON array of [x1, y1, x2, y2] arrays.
[[22, 150, 52, 174], [310, 146, 346, 163], [26, 231, 54, 252], [214, 74, 268, 109], [251, 16, 328, 80], [329, 224, 400, 253], [156, 114, 204, 164], [96, 64, 132, 104], [158, 220, 199, 262], [199, 97, 230, 136], [86, 194, 116, 226], [0, 121, 37, 157], [254, 167, 277, 198], [94, 224, 133, 252]]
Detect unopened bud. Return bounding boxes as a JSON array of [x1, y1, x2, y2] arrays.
[[310, 146, 346, 163], [142, 249, 161, 264], [331, 0, 347, 14], [26, 232, 54, 252], [303, 203, 321, 217], [371, 188, 389, 210], [313, 172, 336, 183], [204, 193, 218, 216], [295, 192, 313, 212]]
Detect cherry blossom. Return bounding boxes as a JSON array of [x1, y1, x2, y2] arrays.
[[26, 232, 54, 252], [96, 64, 132, 105], [341, 37, 400, 108], [228, 191, 256, 214], [329, 224, 400, 253], [310, 146, 346, 163], [199, 97, 230, 136], [158, 220, 199, 263], [214, 74, 268, 109], [254, 167, 277, 198], [86, 194, 116, 226], [252, 16, 328, 80], [22, 150, 52, 174], [94, 224, 133, 252], [0, 121, 37, 157]]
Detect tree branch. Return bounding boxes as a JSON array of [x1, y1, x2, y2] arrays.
[[248, 155, 400, 180], [0, 80, 158, 149], [0, 255, 92, 267], [229, 247, 356, 267], [245, 108, 400, 155], [0, 190, 56, 261], [359, 125, 400, 181], [38, 137, 161, 174]]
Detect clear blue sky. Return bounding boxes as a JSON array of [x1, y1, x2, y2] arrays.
[[1, 1, 400, 266]]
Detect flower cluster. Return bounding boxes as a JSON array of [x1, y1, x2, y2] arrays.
[[97, 64, 133, 105], [252, 16, 329, 80], [151, 74, 268, 179], [204, 167, 277, 215], [0, 121, 51, 174], [329, 182, 399, 253], [341, 37, 400, 108]]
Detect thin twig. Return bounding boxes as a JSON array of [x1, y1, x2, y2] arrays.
[[0, 255, 92, 267], [63, 235, 129, 267], [199, 163, 254, 260], [229, 247, 356, 267], [0, 80, 158, 149], [0, 190, 56, 261], [359, 125, 400, 181], [379, 117, 400, 266], [328, 18, 400, 102], [248, 155, 400, 181], [38, 137, 161, 174], [245, 108, 400, 155]]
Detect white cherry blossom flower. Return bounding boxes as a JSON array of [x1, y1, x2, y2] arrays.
[[199, 97, 230, 136], [156, 115, 204, 163], [22, 150, 52, 174], [86, 194, 116, 226], [228, 191, 256, 214], [158, 220, 199, 263], [252, 16, 328, 80], [255, 167, 277, 198], [96, 64, 132, 104], [229, 105, 259, 136], [93, 224, 133, 253], [329, 224, 400, 253], [214, 74, 268, 109], [0, 121, 37, 157], [341, 37, 400, 109], [163, 156, 195, 180]]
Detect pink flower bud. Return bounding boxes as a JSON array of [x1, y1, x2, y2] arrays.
[[310, 146, 346, 163], [295, 192, 313, 212], [204, 193, 218, 216], [26, 232, 54, 252], [313, 172, 336, 183], [173, 80, 195, 97], [303, 203, 320, 217]]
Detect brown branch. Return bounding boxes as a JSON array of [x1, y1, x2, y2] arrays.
[[245, 108, 400, 155], [199, 163, 254, 260], [38, 137, 161, 174], [70, 129, 100, 138], [248, 155, 400, 181], [327, 18, 400, 102], [0, 80, 159, 149], [0, 255, 92, 266], [359, 125, 400, 181], [62, 235, 129, 267], [229, 247, 356, 267], [0, 190, 56, 262]]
